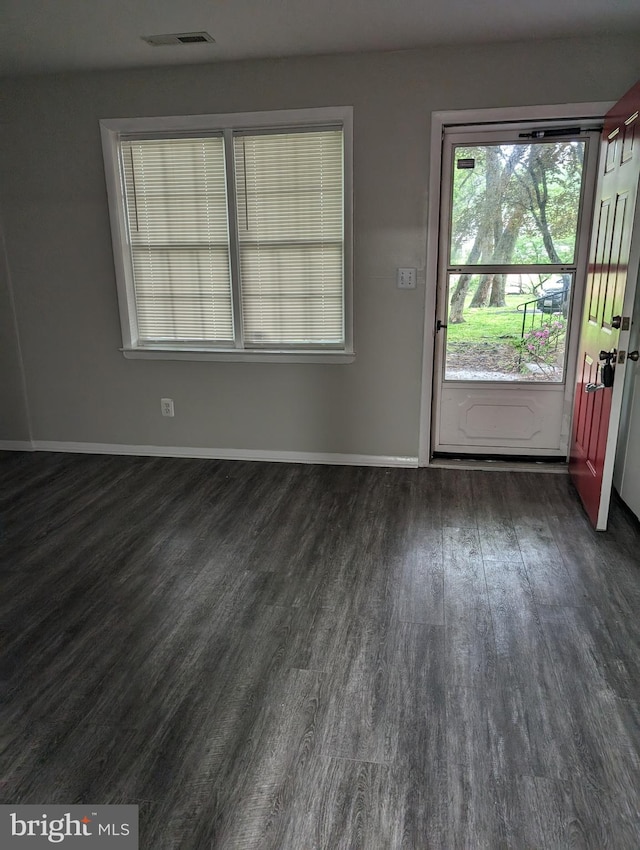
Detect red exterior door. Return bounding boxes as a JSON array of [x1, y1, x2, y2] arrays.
[[570, 81, 640, 529]]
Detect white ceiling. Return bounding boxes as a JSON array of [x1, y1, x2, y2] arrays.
[[2, 0, 640, 77]]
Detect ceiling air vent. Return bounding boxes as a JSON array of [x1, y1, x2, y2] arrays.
[[142, 32, 215, 47]]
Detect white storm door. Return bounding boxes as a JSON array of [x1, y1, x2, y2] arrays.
[[432, 125, 599, 456]]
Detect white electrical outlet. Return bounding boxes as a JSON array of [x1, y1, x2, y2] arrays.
[[397, 268, 417, 289], [161, 398, 175, 417]]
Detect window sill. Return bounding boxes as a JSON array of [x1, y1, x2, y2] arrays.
[[121, 348, 355, 364]]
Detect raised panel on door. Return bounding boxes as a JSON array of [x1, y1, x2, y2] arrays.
[[438, 387, 566, 452]]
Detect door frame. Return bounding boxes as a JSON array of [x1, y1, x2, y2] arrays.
[[432, 124, 599, 457], [614, 256, 640, 517], [418, 101, 614, 466]]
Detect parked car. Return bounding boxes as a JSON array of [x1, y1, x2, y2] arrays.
[[537, 278, 570, 316]]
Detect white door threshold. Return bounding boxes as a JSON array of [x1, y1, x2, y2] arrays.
[[429, 457, 569, 473]]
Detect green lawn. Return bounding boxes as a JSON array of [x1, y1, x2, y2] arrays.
[[446, 294, 527, 343]]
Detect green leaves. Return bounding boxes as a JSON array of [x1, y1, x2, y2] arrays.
[[450, 141, 585, 268]]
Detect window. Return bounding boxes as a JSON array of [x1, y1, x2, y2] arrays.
[[100, 108, 353, 362]]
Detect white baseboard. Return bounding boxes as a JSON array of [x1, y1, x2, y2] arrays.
[[0, 440, 34, 451], [29, 440, 418, 468]]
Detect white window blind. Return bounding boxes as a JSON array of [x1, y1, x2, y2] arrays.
[[233, 129, 344, 346], [121, 136, 234, 344], [102, 109, 351, 359]]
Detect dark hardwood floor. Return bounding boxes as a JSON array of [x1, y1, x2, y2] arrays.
[[0, 451, 639, 849]]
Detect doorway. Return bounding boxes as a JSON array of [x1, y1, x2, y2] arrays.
[[431, 122, 600, 457]]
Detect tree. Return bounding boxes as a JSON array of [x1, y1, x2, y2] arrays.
[[447, 139, 585, 323], [470, 205, 525, 308], [449, 146, 524, 323]]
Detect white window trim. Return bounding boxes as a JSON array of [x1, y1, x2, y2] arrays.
[[100, 107, 354, 363]]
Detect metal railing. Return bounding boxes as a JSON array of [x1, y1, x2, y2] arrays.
[[516, 286, 570, 367]]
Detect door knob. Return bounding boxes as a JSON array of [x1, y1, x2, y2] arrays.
[[628, 350, 639, 362], [599, 349, 617, 361]]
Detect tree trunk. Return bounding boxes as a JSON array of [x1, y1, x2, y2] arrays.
[[489, 274, 506, 307], [470, 274, 493, 308], [537, 204, 562, 264], [487, 206, 525, 309], [449, 273, 473, 323], [449, 146, 526, 322], [525, 147, 563, 264], [449, 231, 484, 323]]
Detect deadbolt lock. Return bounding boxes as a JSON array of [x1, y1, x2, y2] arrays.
[[596, 350, 616, 387], [601, 363, 615, 387]]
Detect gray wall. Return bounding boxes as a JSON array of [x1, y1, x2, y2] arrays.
[[0, 216, 30, 442], [1, 36, 639, 457]]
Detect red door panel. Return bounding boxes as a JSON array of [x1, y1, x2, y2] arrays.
[[569, 80, 640, 529]]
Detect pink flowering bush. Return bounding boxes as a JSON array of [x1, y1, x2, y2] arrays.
[[516, 318, 567, 374]]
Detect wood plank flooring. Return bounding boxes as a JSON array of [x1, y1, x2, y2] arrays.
[[1, 452, 639, 848]]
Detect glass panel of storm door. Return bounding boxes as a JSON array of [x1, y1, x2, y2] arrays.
[[444, 272, 573, 382], [449, 140, 587, 266]]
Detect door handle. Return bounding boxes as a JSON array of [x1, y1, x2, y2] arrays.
[[628, 350, 639, 362], [436, 319, 448, 332]]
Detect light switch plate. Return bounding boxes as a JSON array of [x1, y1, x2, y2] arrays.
[[397, 268, 417, 289]]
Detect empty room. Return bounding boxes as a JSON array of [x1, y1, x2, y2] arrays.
[[1, 1, 640, 848]]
